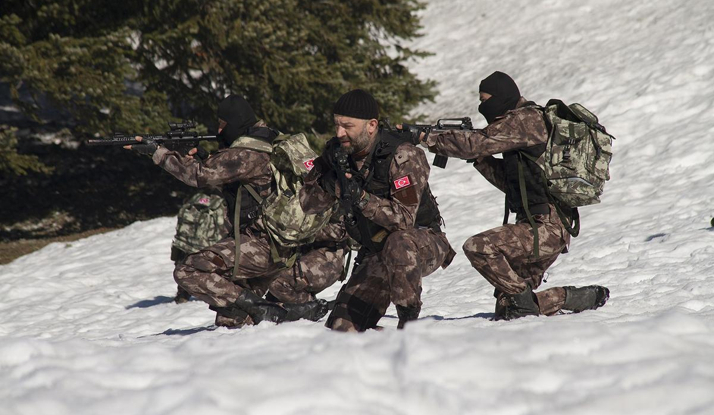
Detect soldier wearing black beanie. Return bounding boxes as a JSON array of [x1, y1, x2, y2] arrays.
[[301, 88, 455, 332], [332, 89, 380, 120]]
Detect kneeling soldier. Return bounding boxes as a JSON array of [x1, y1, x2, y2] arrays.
[[300, 89, 456, 331]]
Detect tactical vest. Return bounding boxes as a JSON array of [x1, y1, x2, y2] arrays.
[[222, 126, 277, 230], [503, 143, 549, 217], [346, 130, 443, 252]]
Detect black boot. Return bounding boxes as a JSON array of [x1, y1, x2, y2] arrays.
[[234, 290, 288, 324], [282, 300, 330, 322], [396, 305, 421, 329], [174, 285, 191, 304], [563, 285, 610, 313], [495, 285, 540, 321]]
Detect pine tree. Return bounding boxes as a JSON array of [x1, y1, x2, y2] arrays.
[[0, 0, 435, 176]]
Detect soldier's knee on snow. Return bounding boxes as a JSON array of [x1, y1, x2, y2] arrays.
[[326, 291, 382, 332]]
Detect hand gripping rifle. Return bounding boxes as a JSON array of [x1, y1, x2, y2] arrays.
[[86, 121, 219, 158], [398, 117, 474, 168]]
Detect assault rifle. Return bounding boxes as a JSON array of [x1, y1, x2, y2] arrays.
[[87, 121, 219, 157], [398, 117, 474, 168], [333, 147, 358, 227]]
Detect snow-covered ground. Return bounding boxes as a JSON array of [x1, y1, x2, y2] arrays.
[[2, 1, 714, 414]]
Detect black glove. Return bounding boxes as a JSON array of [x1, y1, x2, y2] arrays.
[[131, 143, 158, 156], [400, 124, 430, 145], [193, 145, 209, 160], [319, 169, 338, 197], [340, 175, 364, 209]]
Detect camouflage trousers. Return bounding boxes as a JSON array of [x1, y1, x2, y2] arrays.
[[268, 246, 348, 303], [174, 228, 346, 326], [463, 205, 570, 316], [326, 228, 454, 332]]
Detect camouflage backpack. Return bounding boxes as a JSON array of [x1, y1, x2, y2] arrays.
[[230, 133, 334, 269], [172, 191, 228, 254], [520, 99, 614, 239]]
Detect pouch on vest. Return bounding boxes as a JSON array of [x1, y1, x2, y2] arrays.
[[172, 192, 228, 254]]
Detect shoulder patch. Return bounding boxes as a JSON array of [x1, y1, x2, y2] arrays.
[[393, 175, 412, 190]]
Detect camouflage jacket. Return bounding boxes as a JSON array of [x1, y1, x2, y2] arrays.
[[301, 135, 433, 233], [425, 97, 548, 193]]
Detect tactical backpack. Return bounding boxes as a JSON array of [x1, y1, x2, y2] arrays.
[[230, 133, 334, 272], [172, 191, 228, 254], [518, 99, 614, 253]]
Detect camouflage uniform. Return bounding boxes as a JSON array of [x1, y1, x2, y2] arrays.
[[425, 98, 569, 316], [301, 133, 455, 331], [153, 124, 346, 327], [267, 221, 348, 303]]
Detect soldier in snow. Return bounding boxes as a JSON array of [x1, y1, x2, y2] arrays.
[[422, 71, 609, 320], [127, 95, 346, 327], [300, 89, 456, 331]]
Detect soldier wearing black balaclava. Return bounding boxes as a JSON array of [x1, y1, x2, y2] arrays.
[[126, 94, 348, 327], [423, 71, 610, 320]]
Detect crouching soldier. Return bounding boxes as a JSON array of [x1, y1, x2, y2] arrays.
[[300, 89, 456, 331], [127, 94, 335, 327], [423, 71, 609, 320]]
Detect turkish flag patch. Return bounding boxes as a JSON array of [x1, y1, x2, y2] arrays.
[[393, 175, 411, 190], [303, 159, 315, 171]]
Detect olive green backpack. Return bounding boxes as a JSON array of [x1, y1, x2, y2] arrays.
[[172, 192, 228, 254], [230, 133, 334, 272], [518, 99, 614, 257]]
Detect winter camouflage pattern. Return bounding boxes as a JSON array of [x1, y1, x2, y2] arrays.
[[463, 206, 569, 316], [172, 191, 230, 254], [536, 101, 614, 207], [328, 228, 452, 332]]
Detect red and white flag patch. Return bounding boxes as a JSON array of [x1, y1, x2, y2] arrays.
[[303, 159, 315, 171], [198, 197, 210, 205], [393, 176, 411, 190]]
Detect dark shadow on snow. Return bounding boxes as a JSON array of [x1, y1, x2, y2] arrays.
[[645, 233, 668, 241], [425, 313, 494, 321], [125, 296, 176, 309], [157, 326, 218, 336]]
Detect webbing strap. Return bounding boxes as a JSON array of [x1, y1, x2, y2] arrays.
[[517, 153, 540, 259], [339, 249, 353, 282], [244, 184, 264, 204], [520, 152, 580, 238], [232, 186, 242, 279]]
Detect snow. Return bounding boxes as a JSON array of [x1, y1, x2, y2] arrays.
[[2, 0, 714, 414]]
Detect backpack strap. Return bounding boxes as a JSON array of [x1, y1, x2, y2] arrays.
[[232, 185, 243, 279], [516, 152, 540, 259], [520, 151, 581, 238]]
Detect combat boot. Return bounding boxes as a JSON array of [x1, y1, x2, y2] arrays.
[[234, 290, 289, 324], [396, 305, 421, 329], [562, 285, 610, 313], [282, 299, 330, 322], [494, 285, 540, 321], [174, 286, 191, 304], [211, 305, 254, 328]]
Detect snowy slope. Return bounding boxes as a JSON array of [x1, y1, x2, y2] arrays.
[[2, 1, 714, 414]]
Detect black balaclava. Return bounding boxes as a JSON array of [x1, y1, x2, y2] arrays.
[[478, 71, 521, 124], [217, 94, 258, 146]]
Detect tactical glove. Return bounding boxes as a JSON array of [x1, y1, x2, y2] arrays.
[[131, 143, 158, 156], [340, 176, 365, 209]]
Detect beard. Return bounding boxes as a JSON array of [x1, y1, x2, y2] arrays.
[[341, 124, 371, 155]]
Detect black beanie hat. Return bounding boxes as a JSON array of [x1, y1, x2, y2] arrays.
[[333, 89, 379, 120], [478, 71, 521, 124], [217, 94, 258, 144]]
